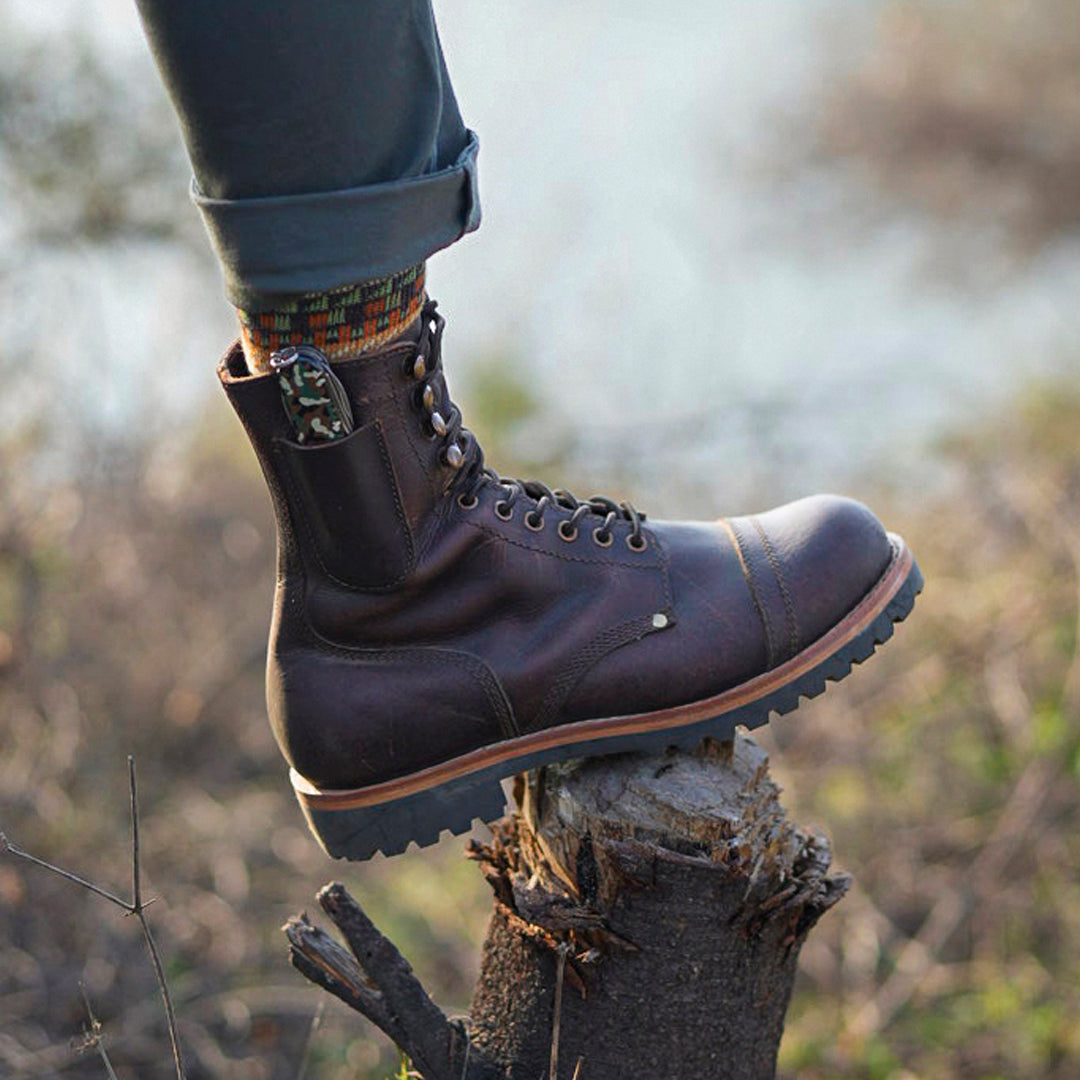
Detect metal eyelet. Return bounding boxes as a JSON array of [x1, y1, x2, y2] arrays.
[[457, 492, 478, 510], [430, 411, 448, 437], [422, 384, 437, 411], [626, 533, 648, 552], [412, 354, 426, 380], [444, 443, 464, 469], [524, 510, 544, 532], [592, 527, 613, 548], [558, 521, 578, 542], [494, 501, 514, 521]]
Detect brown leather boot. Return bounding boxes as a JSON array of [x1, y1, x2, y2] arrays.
[[220, 299, 922, 860]]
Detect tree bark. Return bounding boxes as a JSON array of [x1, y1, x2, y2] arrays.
[[285, 733, 849, 1080]]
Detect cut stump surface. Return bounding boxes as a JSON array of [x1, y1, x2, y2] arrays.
[[286, 733, 849, 1080]]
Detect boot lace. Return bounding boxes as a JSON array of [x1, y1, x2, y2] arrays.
[[410, 299, 648, 551]]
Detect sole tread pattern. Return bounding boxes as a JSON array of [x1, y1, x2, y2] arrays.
[[298, 559, 924, 860]]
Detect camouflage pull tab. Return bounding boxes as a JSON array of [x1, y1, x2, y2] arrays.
[[269, 345, 355, 443]]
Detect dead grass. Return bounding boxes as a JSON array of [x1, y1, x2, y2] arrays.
[[821, 0, 1080, 247]]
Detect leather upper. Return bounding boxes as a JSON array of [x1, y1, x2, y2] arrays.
[[220, 312, 893, 789]]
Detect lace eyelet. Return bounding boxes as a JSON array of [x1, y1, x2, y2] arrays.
[[430, 411, 448, 437], [592, 527, 613, 548], [457, 492, 478, 510], [626, 533, 648, 552], [557, 521, 578, 542], [412, 354, 426, 380], [443, 443, 464, 469], [494, 501, 513, 521], [524, 510, 544, 532], [422, 385, 437, 411]]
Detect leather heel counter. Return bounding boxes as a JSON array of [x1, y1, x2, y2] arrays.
[[267, 645, 515, 791]]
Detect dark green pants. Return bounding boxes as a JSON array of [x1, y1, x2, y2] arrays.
[[135, 0, 480, 309]]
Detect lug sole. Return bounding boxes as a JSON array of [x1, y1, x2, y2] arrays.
[[291, 534, 923, 861]]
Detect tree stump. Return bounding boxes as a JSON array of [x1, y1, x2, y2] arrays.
[[285, 733, 849, 1080]]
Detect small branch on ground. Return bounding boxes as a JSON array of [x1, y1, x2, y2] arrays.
[[549, 942, 569, 1080], [0, 755, 187, 1080], [75, 984, 120, 1080]]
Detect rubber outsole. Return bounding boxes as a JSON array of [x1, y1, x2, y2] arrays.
[[292, 539, 923, 861]]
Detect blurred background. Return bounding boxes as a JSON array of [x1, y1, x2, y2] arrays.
[[1, 0, 1078, 1076]]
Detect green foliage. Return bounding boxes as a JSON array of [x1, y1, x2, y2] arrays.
[[461, 350, 539, 446], [0, 420, 490, 1079], [3, 375, 1079, 1078], [391, 1052, 416, 1079], [772, 379, 1080, 1079]]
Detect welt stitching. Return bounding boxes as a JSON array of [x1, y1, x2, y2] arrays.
[[751, 516, 799, 660]]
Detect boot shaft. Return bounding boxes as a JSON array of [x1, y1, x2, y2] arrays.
[[218, 304, 904, 801], [218, 314, 454, 594]]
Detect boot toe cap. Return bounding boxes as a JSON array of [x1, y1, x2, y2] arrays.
[[727, 494, 893, 665]]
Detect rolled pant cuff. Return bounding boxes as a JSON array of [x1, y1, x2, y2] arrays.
[[192, 130, 481, 311]]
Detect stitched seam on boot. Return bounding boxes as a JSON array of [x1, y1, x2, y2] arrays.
[[275, 423, 417, 592], [722, 518, 778, 669], [751, 515, 799, 662], [526, 527, 672, 732], [373, 416, 418, 579], [281, 458, 412, 591], [388, 377, 438, 489], [299, 638, 518, 740], [647, 524, 675, 613], [529, 613, 663, 733]]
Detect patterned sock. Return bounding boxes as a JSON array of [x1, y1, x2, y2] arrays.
[[236, 263, 425, 374]]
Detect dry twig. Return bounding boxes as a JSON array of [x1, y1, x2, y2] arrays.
[[549, 943, 569, 1080], [284, 882, 502, 1080], [294, 999, 325, 1080], [848, 467, 1080, 1038], [846, 752, 1059, 1037], [1, 756, 187, 1080], [76, 984, 120, 1080]]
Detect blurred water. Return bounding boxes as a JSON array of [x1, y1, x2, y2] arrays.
[[4, 0, 1078, 511]]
